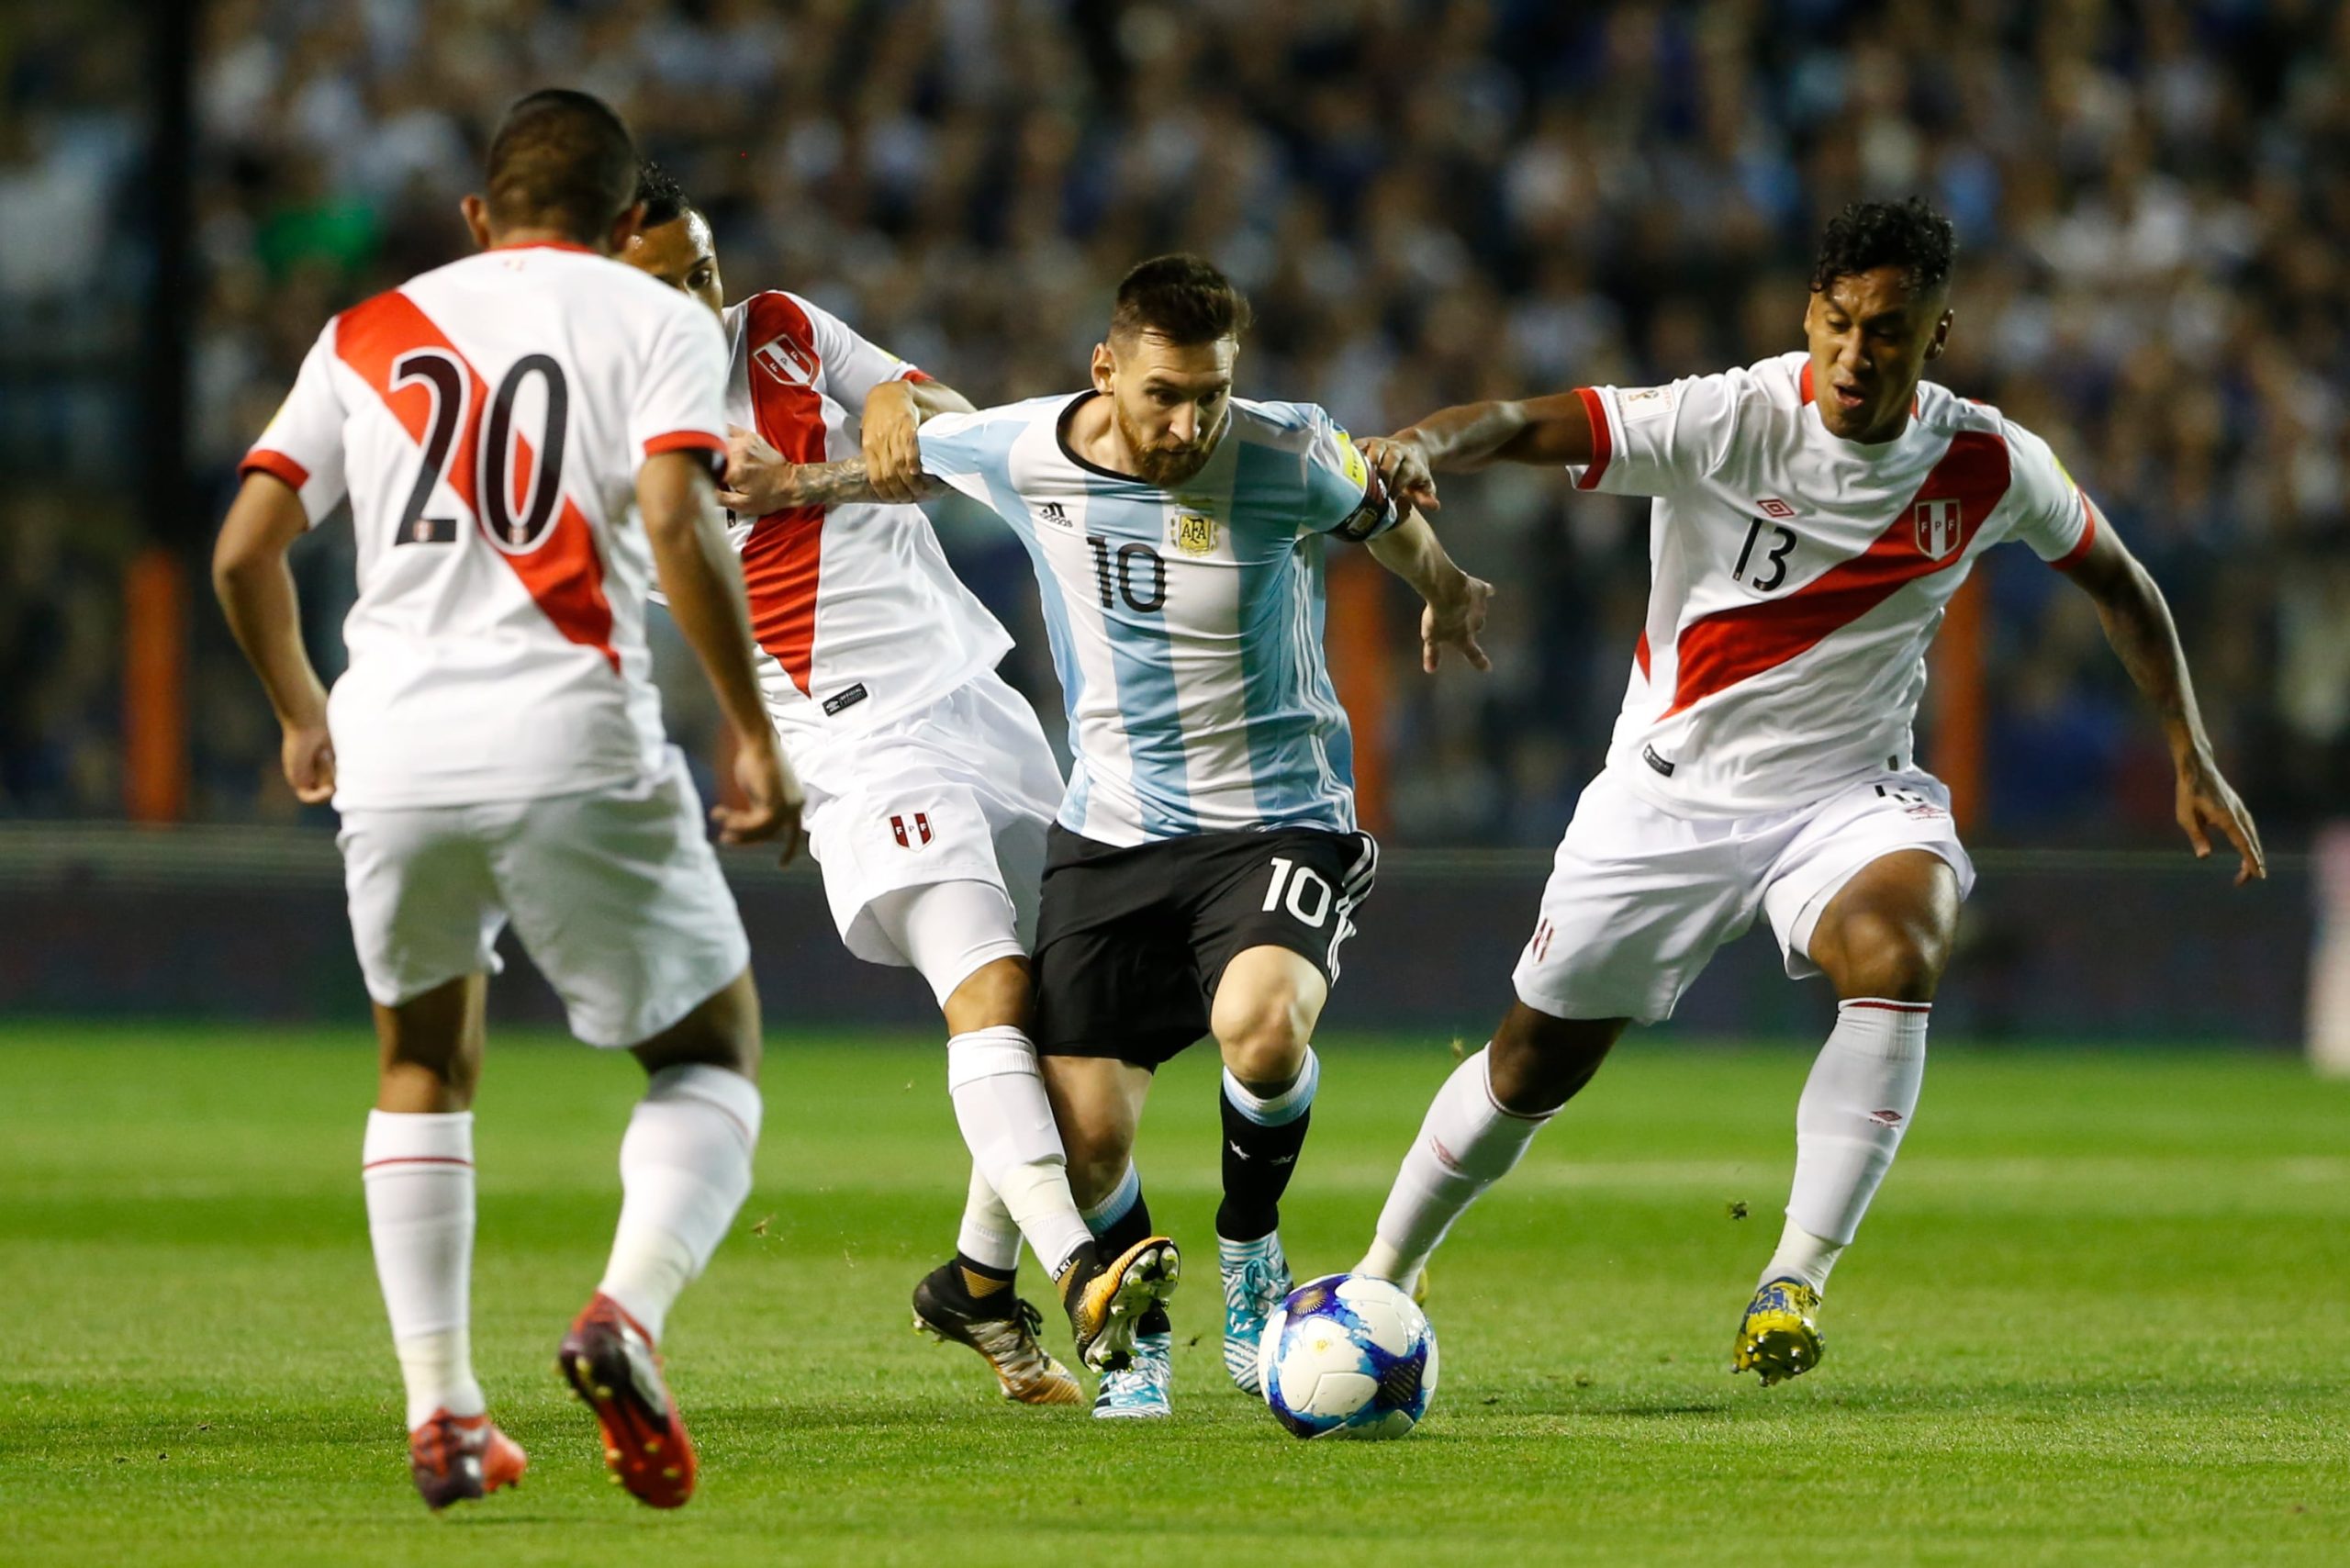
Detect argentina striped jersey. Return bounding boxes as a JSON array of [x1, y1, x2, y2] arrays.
[[918, 392, 1400, 846]]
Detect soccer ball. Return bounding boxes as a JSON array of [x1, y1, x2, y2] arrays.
[[1257, 1273, 1438, 1439]]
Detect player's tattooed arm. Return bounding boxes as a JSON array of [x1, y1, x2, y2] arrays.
[[716, 425, 940, 514], [2061, 498, 2266, 886], [1367, 509, 1494, 675], [1364, 392, 1601, 512], [862, 378, 974, 504]]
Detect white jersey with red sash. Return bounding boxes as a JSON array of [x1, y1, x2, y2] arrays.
[[241, 242, 730, 810], [1569, 350, 2094, 817], [719, 290, 1013, 738]]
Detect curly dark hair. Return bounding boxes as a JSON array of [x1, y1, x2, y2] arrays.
[[1810, 198, 1955, 296], [633, 159, 695, 228]]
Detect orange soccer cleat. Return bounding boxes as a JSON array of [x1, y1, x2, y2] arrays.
[[408, 1409, 528, 1510], [558, 1294, 698, 1508]]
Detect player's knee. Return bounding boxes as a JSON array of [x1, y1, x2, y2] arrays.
[[632, 967, 763, 1080], [942, 956, 1033, 1036], [1826, 911, 1947, 1002], [1489, 1003, 1622, 1114], [1215, 994, 1313, 1090]]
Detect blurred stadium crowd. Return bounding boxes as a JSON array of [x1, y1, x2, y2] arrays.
[[3, 0, 2345, 847]]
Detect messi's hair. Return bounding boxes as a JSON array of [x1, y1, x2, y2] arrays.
[[1809, 197, 1956, 296], [483, 89, 639, 243], [1108, 253, 1253, 345], [634, 159, 696, 229]]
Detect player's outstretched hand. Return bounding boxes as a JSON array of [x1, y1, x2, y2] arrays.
[[1364, 435, 1440, 514], [861, 382, 929, 505], [717, 423, 789, 516], [712, 736, 807, 866], [2176, 751, 2265, 887], [1422, 574, 1494, 674], [281, 722, 335, 805]]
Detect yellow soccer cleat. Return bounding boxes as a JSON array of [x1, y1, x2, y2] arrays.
[[1733, 1277, 1826, 1386]]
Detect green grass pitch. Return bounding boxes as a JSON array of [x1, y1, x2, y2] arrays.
[[2, 1023, 2344, 1566]]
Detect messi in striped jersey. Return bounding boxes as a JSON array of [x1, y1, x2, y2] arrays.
[[1348, 198, 2265, 1387], [782, 255, 1492, 1415]]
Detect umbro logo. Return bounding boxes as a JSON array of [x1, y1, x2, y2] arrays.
[[1758, 498, 1797, 520]]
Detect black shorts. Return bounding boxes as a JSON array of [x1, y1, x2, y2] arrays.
[[1032, 823, 1378, 1069]]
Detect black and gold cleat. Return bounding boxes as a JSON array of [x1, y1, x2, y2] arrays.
[[912, 1260, 1083, 1406], [1057, 1236, 1181, 1373]]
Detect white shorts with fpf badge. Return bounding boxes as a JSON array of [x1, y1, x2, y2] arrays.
[[337, 747, 750, 1047], [1511, 764, 1975, 1025], [789, 671, 1065, 970]]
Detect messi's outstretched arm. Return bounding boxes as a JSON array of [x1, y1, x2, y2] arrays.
[[1366, 509, 1494, 674], [213, 473, 335, 803], [1361, 392, 1600, 515], [2060, 501, 2265, 885]]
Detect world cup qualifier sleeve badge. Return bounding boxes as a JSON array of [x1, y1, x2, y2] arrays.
[[1914, 498, 1963, 561]]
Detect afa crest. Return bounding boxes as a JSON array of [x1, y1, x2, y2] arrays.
[[1913, 498, 1963, 561], [1170, 512, 1219, 556]]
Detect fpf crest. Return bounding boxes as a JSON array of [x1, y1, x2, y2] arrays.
[[1913, 498, 1962, 561]]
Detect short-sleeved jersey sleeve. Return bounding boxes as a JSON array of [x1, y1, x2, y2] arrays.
[[917, 408, 1019, 516], [241, 322, 350, 527], [795, 292, 930, 409], [630, 297, 730, 474], [1296, 405, 1401, 543], [1998, 419, 2096, 566], [1564, 369, 1747, 498]]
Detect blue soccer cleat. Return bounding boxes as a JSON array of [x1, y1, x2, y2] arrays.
[[1220, 1232, 1292, 1394], [1092, 1328, 1173, 1419]]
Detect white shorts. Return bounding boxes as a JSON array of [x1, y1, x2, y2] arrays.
[[337, 747, 751, 1047], [1511, 765, 1975, 1025], [788, 672, 1064, 974]]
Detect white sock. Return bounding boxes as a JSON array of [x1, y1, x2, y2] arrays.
[[956, 1163, 1022, 1273], [1358, 1048, 1557, 1290], [1773, 998, 1930, 1287], [597, 1064, 762, 1345], [946, 1026, 1092, 1276], [363, 1110, 484, 1430], [1760, 1215, 1846, 1294]]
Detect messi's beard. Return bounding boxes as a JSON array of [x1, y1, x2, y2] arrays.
[[1113, 397, 1225, 487]]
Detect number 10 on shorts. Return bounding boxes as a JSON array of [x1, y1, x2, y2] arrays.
[[1262, 857, 1335, 927]]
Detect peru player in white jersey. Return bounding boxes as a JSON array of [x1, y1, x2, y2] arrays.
[[1350, 198, 2265, 1383], [620, 165, 1168, 1403], [213, 93, 800, 1511]]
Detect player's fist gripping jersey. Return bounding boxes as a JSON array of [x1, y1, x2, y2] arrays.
[[717, 291, 1013, 736], [1572, 351, 2095, 817], [916, 394, 1400, 848], [242, 242, 731, 810]]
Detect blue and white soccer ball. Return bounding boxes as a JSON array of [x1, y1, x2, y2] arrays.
[[1257, 1272, 1438, 1439]]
